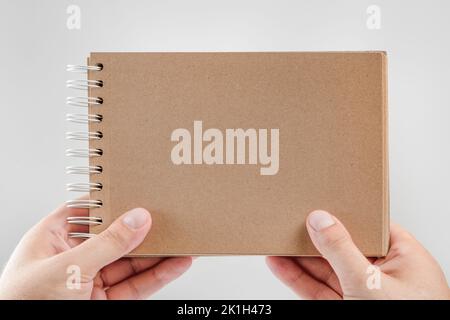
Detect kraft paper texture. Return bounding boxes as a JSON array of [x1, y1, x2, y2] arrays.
[[88, 52, 389, 256]]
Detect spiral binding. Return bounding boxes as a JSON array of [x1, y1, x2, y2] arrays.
[[67, 79, 103, 90], [66, 64, 104, 239], [66, 165, 102, 175], [66, 113, 103, 124], [66, 148, 103, 158], [66, 131, 103, 141], [67, 64, 103, 72], [67, 232, 96, 239], [66, 199, 103, 208], [67, 216, 103, 225], [66, 182, 103, 192], [67, 96, 103, 107]]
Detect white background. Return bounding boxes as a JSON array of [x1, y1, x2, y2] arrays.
[[0, 0, 449, 299]]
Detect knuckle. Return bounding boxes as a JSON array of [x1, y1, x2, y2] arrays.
[[126, 279, 141, 300], [100, 227, 130, 252], [151, 266, 168, 285], [321, 231, 351, 252], [311, 287, 332, 300], [128, 258, 140, 274], [287, 270, 306, 288]]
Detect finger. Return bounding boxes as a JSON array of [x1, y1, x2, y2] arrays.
[[375, 223, 427, 268], [34, 198, 89, 242], [65, 224, 90, 249], [39, 202, 89, 231], [66, 222, 89, 234], [60, 208, 152, 277], [48, 196, 93, 246], [48, 194, 90, 222], [266, 256, 341, 300], [294, 257, 342, 295], [51, 204, 89, 248], [389, 222, 417, 245], [100, 257, 164, 286], [306, 210, 371, 289], [106, 257, 192, 300], [27, 196, 90, 239]]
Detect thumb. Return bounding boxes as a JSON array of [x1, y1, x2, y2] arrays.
[[63, 208, 152, 276], [306, 210, 371, 288]]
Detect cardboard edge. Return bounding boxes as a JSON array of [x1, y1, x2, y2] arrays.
[[89, 50, 390, 56], [380, 51, 390, 257]]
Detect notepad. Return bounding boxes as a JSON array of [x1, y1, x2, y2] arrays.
[[70, 52, 389, 256]]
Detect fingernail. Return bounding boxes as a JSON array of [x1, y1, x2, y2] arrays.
[[308, 210, 335, 231], [122, 208, 150, 229]]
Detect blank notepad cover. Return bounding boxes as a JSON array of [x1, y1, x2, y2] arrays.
[[87, 52, 389, 256]]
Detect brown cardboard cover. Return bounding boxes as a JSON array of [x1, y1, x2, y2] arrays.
[[88, 52, 389, 256]]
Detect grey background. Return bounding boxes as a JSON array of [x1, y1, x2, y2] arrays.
[[0, 0, 449, 299]]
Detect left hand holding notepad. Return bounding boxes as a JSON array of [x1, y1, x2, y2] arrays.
[[0, 203, 192, 299]]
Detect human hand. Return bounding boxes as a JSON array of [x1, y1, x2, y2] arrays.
[[266, 210, 450, 300], [0, 203, 192, 299]]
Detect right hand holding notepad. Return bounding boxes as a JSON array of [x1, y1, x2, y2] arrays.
[[267, 210, 450, 300], [0, 204, 192, 299]]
